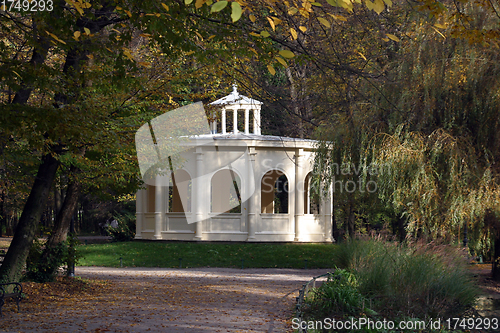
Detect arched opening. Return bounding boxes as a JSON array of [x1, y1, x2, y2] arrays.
[[304, 173, 320, 214], [168, 170, 191, 213], [261, 170, 289, 214], [211, 169, 242, 213]]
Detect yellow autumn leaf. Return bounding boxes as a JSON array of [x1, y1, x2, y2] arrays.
[[267, 17, 275, 31], [46, 31, 66, 44], [383, 0, 392, 6], [434, 23, 447, 29], [431, 26, 446, 39], [249, 32, 260, 37], [279, 50, 295, 58], [69, 0, 84, 15], [275, 56, 287, 67], [122, 48, 134, 61], [211, 1, 228, 13], [372, 0, 385, 14], [267, 64, 276, 75], [386, 34, 399, 42], [317, 17, 330, 28], [231, 2, 242, 22], [74, 31, 81, 40], [195, 0, 205, 8], [329, 14, 347, 21], [299, 26, 307, 33], [290, 28, 298, 40], [84, 27, 91, 35], [249, 14, 256, 22], [260, 30, 270, 37], [161, 3, 169, 11]]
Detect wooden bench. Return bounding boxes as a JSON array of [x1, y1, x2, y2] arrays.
[[0, 282, 22, 316]]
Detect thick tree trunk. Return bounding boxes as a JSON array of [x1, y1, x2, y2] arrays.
[[45, 179, 81, 248], [487, 211, 500, 281], [35, 179, 81, 279], [493, 236, 500, 281], [0, 154, 59, 282]]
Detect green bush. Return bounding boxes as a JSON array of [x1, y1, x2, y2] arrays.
[[105, 210, 136, 242], [24, 234, 80, 283], [307, 269, 375, 318], [332, 240, 478, 319]]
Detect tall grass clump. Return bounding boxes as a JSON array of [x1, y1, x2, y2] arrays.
[[332, 240, 478, 319], [306, 269, 374, 318]]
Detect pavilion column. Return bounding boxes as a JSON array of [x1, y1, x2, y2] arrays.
[[244, 108, 249, 134], [135, 188, 146, 239], [153, 176, 164, 240], [194, 147, 204, 240], [233, 108, 238, 134], [247, 147, 257, 240], [294, 148, 304, 241], [254, 107, 261, 135], [222, 107, 226, 134]]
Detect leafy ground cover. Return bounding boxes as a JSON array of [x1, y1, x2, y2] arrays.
[[77, 241, 338, 269]]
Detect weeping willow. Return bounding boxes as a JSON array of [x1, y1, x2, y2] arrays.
[[313, 2, 500, 254]]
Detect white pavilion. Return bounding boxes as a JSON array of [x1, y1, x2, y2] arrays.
[[135, 87, 333, 242]]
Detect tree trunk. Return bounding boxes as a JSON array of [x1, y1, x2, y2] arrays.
[[46, 181, 81, 248], [347, 202, 356, 238], [493, 237, 500, 281], [398, 215, 407, 243], [45, 179, 81, 248], [34, 179, 81, 279], [0, 154, 59, 282]]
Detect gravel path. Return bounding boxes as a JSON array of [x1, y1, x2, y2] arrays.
[[2, 267, 331, 333]]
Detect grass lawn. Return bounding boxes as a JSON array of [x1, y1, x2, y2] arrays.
[[77, 241, 338, 269]]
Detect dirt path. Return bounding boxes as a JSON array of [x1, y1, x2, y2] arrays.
[[0, 267, 331, 333]]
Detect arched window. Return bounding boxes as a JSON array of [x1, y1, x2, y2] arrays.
[[168, 170, 191, 213], [211, 169, 242, 213], [261, 170, 289, 214], [304, 173, 320, 214]]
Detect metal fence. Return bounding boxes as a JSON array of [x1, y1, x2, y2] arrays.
[[295, 272, 333, 333]]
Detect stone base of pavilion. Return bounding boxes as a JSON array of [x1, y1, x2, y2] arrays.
[[135, 213, 333, 242]]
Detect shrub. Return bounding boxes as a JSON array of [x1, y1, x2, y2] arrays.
[[105, 210, 136, 242], [307, 269, 375, 318], [332, 240, 479, 319], [24, 234, 80, 283]]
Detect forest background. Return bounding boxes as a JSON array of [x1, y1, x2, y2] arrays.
[[1, 0, 500, 282]]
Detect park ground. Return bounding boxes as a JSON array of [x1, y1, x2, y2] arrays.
[[0, 266, 330, 332], [0, 238, 499, 332]]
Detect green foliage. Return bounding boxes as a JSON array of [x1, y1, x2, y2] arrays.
[[24, 235, 81, 283], [306, 269, 372, 317], [332, 240, 478, 318], [105, 210, 136, 242]]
